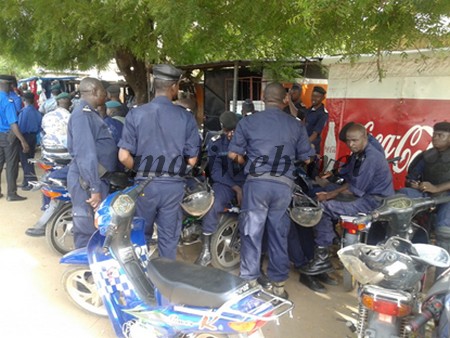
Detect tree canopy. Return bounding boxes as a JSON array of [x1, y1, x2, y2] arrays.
[[1, 0, 448, 102]]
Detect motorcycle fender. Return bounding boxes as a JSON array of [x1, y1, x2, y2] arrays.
[[343, 232, 359, 247], [60, 247, 89, 265]]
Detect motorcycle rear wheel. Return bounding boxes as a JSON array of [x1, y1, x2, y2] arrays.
[[210, 214, 240, 271], [46, 202, 74, 255], [62, 265, 107, 317]]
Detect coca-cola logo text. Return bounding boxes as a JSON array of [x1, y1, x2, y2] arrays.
[[365, 122, 433, 174]]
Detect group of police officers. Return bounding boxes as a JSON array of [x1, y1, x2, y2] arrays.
[[2, 64, 450, 300]]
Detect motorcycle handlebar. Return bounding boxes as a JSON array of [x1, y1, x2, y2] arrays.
[[353, 194, 450, 225], [387, 156, 402, 164], [433, 194, 450, 206], [405, 297, 444, 332], [352, 213, 376, 224]]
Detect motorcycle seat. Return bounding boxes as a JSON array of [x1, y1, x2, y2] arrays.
[[146, 257, 248, 308]]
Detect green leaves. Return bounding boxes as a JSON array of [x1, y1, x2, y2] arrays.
[[0, 0, 447, 79]]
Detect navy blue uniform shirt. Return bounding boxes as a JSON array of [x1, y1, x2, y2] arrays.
[[208, 134, 246, 187], [229, 107, 314, 180], [368, 134, 385, 155], [305, 104, 328, 152], [18, 105, 42, 134], [103, 116, 123, 146], [119, 96, 200, 177], [67, 100, 118, 193], [0, 91, 18, 132], [341, 142, 394, 197]]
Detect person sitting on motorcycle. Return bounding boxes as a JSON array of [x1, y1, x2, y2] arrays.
[[25, 93, 73, 237], [398, 121, 450, 273], [195, 111, 246, 266], [299, 123, 395, 276]]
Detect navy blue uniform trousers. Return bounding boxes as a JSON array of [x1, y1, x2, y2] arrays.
[[314, 195, 381, 247], [137, 179, 185, 260], [239, 179, 292, 282], [0, 133, 20, 196], [68, 169, 109, 248], [202, 183, 236, 234], [20, 133, 37, 185]]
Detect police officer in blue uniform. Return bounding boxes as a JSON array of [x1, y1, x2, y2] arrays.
[[305, 86, 328, 154], [339, 121, 385, 155], [300, 123, 394, 275], [228, 82, 314, 298], [195, 111, 246, 266], [284, 83, 308, 120], [118, 64, 200, 260], [399, 121, 450, 278], [67, 77, 118, 248], [0, 75, 30, 201], [18, 92, 42, 190]]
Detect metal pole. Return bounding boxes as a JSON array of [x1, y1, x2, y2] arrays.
[[232, 61, 238, 113]]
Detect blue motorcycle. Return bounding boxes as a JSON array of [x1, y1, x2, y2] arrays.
[[61, 177, 294, 337]]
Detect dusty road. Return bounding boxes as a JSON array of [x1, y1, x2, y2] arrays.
[[0, 170, 357, 338]]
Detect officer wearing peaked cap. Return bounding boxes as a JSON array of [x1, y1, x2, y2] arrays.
[[119, 64, 200, 260], [304, 86, 328, 154], [152, 64, 183, 80], [106, 84, 128, 117], [0, 75, 30, 201], [39, 83, 61, 115], [67, 77, 118, 248]]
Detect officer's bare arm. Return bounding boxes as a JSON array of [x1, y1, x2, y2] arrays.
[[228, 151, 245, 165], [187, 157, 197, 167], [118, 148, 134, 170], [309, 131, 319, 142], [420, 181, 450, 194], [316, 183, 349, 201]]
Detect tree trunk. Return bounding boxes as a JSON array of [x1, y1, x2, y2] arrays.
[[115, 50, 148, 105]]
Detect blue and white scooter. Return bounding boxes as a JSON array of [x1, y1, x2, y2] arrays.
[[61, 176, 293, 338]]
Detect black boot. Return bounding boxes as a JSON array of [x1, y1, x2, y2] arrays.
[[195, 234, 212, 266], [316, 272, 338, 286], [298, 247, 333, 275], [272, 281, 289, 299], [25, 220, 47, 237], [299, 274, 326, 293], [25, 227, 46, 237]]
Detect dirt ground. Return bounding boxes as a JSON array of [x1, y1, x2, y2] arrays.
[[0, 168, 357, 338]]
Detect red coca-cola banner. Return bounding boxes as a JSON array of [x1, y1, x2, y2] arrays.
[[326, 98, 450, 189]]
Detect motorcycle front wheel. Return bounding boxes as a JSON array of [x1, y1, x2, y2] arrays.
[[62, 265, 107, 317], [46, 202, 74, 255], [210, 214, 240, 271]]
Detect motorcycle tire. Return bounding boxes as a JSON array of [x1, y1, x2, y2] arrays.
[[62, 265, 107, 317], [210, 214, 240, 271], [46, 202, 75, 255], [342, 267, 356, 292]]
